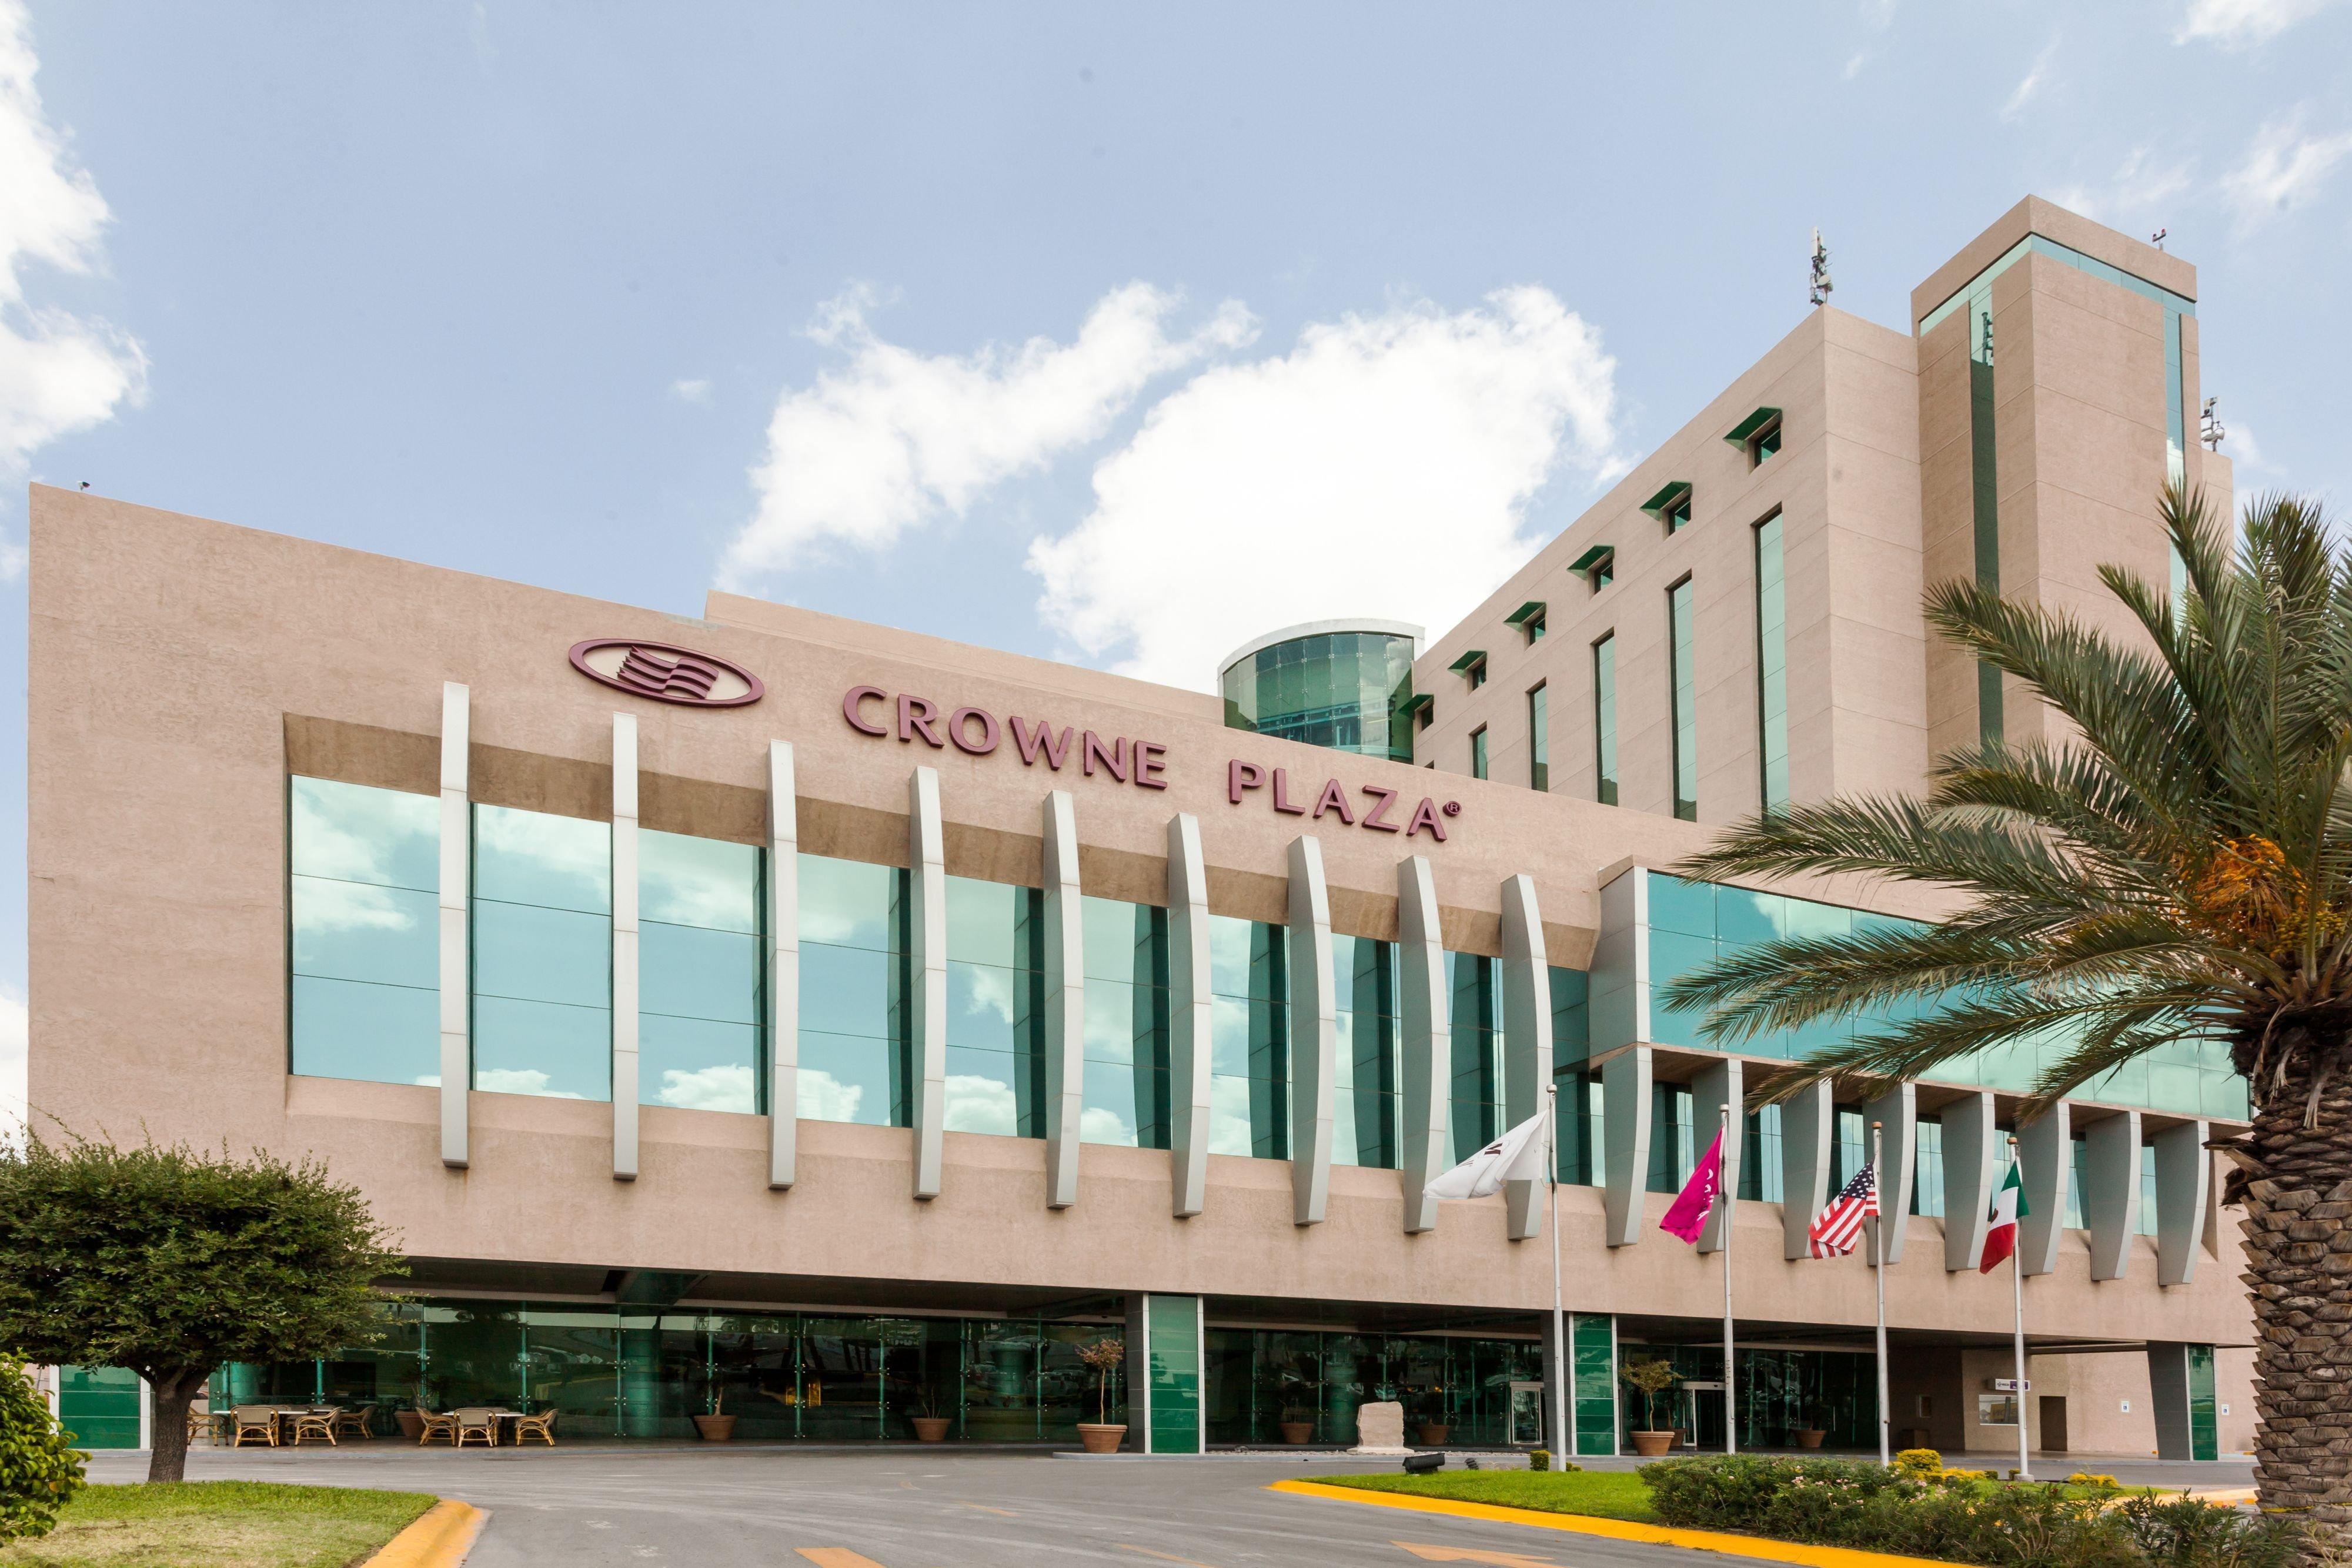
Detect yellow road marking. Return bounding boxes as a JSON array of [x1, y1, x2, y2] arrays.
[[961, 1502, 1018, 1516], [1268, 1480, 1960, 1568], [797, 1550, 891, 1567], [1396, 1543, 1563, 1566], [1115, 1546, 1224, 1567], [366, 1500, 489, 1568]]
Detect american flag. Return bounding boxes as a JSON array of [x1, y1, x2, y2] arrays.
[[1809, 1162, 1879, 1258]]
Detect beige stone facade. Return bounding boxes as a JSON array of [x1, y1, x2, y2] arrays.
[[23, 195, 2255, 1459]]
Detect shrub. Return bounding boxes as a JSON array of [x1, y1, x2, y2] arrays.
[[1896, 1448, 1945, 1480], [0, 1359, 86, 1545], [2113, 1492, 2303, 1568]]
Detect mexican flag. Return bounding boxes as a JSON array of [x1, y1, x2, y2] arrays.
[[1980, 1159, 2029, 1273]]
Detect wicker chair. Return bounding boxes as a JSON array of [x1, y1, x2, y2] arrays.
[[290, 1407, 338, 1446], [416, 1407, 459, 1446], [509, 1406, 558, 1446], [230, 1405, 279, 1447], [186, 1401, 218, 1446], [335, 1403, 376, 1440], [452, 1407, 497, 1448]]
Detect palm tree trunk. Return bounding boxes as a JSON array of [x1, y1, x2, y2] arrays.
[[2242, 1057, 2352, 1537]]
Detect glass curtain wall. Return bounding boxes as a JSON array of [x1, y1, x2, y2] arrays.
[[944, 877, 1046, 1137], [1220, 630, 1416, 763], [639, 829, 763, 1115], [288, 777, 440, 1085], [1913, 1118, 1946, 1216], [1668, 579, 1697, 820], [1527, 684, 1548, 791], [1204, 1328, 1541, 1447], [1646, 1083, 1694, 1192], [1592, 634, 1619, 806], [1080, 895, 1171, 1148], [1738, 1106, 1783, 1202], [1208, 915, 1288, 1157], [1755, 512, 1789, 815], [1552, 968, 1599, 1185], [1333, 935, 1398, 1168], [1628, 1345, 1876, 1451], [798, 854, 912, 1126], [1445, 954, 1500, 1161], [472, 804, 613, 1099]]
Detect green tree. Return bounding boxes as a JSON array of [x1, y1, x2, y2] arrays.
[[1660, 489, 2348, 1529], [0, 1359, 85, 1544], [0, 1135, 402, 1484]]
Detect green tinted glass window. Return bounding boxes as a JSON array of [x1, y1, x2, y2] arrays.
[[1755, 513, 1789, 814], [472, 804, 612, 1101], [1668, 580, 1697, 820], [1469, 728, 1488, 780], [288, 777, 440, 1087], [1080, 895, 1170, 1149], [946, 876, 1045, 1138], [1445, 952, 1499, 1162], [1593, 634, 1618, 806], [799, 853, 910, 1127], [1528, 684, 1548, 791], [1208, 915, 1287, 1158], [1220, 628, 1416, 763], [640, 829, 762, 1116], [1333, 934, 1398, 1169]]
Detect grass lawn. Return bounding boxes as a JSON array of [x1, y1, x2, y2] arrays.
[[0, 1480, 440, 1568], [1317, 1469, 1661, 1521]]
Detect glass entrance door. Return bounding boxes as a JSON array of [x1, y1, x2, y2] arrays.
[[1508, 1381, 1544, 1446]]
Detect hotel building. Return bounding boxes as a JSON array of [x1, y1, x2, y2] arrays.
[[29, 197, 2249, 1459]]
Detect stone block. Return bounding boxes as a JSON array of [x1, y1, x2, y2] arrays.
[[1349, 1401, 1411, 1456]]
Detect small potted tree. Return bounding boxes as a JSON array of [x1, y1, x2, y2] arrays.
[[910, 1383, 951, 1443], [1074, 1338, 1125, 1454], [396, 1372, 443, 1442], [692, 1368, 736, 1442], [1794, 1396, 1830, 1449], [1414, 1380, 1449, 1446], [1619, 1359, 1682, 1457]]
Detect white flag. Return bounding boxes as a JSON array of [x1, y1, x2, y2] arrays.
[[1424, 1111, 1548, 1201]]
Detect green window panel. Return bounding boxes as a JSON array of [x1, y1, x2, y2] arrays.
[[472, 804, 612, 1102], [799, 853, 913, 1129], [288, 776, 441, 1086], [2069, 1133, 2089, 1229], [1528, 683, 1549, 792], [1334, 935, 1399, 1169], [1445, 952, 1501, 1162], [1754, 512, 1789, 815], [1208, 915, 1289, 1158], [1646, 1082, 1693, 1193], [1204, 1326, 1539, 1447], [2187, 1344, 2219, 1462], [1571, 1315, 1616, 1457], [1555, 1068, 1602, 1186], [1147, 1295, 1203, 1455], [1080, 896, 1171, 1149], [58, 1366, 141, 1450], [1221, 630, 1417, 763], [1736, 1104, 1783, 1202], [1592, 634, 1618, 807], [946, 876, 1046, 1138], [1668, 580, 1697, 821], [2139, 1141, 2161, 1236], [639, 828, 763, 1116], [1912, 1118, 1946, 1216], [1470, 727, 1489, 780]]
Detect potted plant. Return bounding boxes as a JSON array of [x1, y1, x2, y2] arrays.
[[395, 1372, 442, 1441], [1074, 1337, 1126, 1454], [910, 1383, 951, 1444], [1619, 1359, 1682, 1457], [1278, 1406, 1317, 1445], [1414, 1382, 1449, 1446], [1795, 1397, 1830, 1449], [692, 1370, 736, 1442]]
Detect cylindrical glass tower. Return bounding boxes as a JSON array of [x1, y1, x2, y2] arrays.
[[1217, 620, 1422, 764]]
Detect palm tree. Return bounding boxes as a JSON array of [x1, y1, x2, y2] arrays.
[[1659, 487, 2349, 1524]]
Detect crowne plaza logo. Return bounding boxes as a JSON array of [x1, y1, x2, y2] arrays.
[[569, 639, 764, 707]]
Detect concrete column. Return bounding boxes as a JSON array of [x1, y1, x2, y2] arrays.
[[1398, 855, 1449, 1235], [1165, 814, 1211, 1218], [437, 681, 471, 1169], [1287, 835, 1337, 1227], [612, 714, 640, 1182], [1942, 1091, 1997, 1272], [1780, 1079, 1833, 1261], [764, 741, 799, 1189], [2154, 1118, 2210, 1288], [1041, 791, 1084, 1210], [2083, 1109, 2143, 1281], [908, 767, 947, 1200], [2014, 1102, 2071, 1277], [1589, 868, 1649, 1054], [1692, 1057, 1743, 1254], [1863, 1082, 1916, 1266], [2146, 1342, 2195, 1461], [1602, 1046, 1652, 1247], [1499, 874, 1553, 1242]]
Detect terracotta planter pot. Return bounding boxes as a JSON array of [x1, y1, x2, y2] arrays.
[[1415, 1423, 1449, 1446], [692, 1414, 737, 1442], [911, 1416, 951, 1443], [1076, 1423, 1125, 1454], [1630, 1430, 1676, 1457], [394, 1410, 424, 1441], [1278, 1421, 1314, 1445], [1796, 1429, 1826, 1449]]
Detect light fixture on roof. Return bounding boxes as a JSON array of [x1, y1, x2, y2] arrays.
[[2150, 227, 2167, 250], [1808, 228, 1833, 307], [2201, 396, 2226, 451]]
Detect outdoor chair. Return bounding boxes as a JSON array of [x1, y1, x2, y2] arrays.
[[416, 1407, 458, 1446], [335, 1403, 376, 1440], [452, 1407, 497, 1448], [510, 1406, 557, 1446], [290, 1407, 338, 1446], [186, 1402, 219, 1446], [230, 1406, 278, 1447]]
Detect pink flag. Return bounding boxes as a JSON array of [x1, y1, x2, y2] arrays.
[[1659, 1128, 1725, 1244]]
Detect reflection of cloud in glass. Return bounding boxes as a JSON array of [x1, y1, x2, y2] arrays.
[[658, 1063, 756, 1113], [962, 965, 1017, 1025], [796, 1069, 864, 1122], [945, 1072, 1017, 1135], [1081, 1106, 1134, 1145], [412, 1074, 440, 1088], [292, 780, 435, 887], [294, 875, 417, 934], [475, 1067, 586, 1099], [1208, 1075, 1257, 1155], [476, 806, 611, 908], [640, 831, 758, 931]]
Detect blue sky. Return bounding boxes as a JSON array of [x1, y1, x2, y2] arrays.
[[5, 0, 2352, 1122]]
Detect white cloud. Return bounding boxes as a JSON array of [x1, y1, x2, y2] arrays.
[[796, 1069, 864, 1122], [1842, 52, 1868, 80], [943, 1073, 1017, 1136], [2224, 114, 2352, 227], [0, 0, 146, 574], [0, 981, 24, 1144], [2224, 422, 2266, 467], [1028, 287, 1621, 689], [2002, 35, 2059, 121], [671, 377, 711, 405], [1080, 1106, 1134, 1144], [657, 1063, 756, 1114], [725, 282, 1254, 580], [2043, 148, 2193, 223], [2176, 0, 2344, 47], [473, 1067, 586, 1098]]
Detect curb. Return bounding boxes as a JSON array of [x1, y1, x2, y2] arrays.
[[1268, 1480, 1959, 1568], [365, 1499, 490, 1568]]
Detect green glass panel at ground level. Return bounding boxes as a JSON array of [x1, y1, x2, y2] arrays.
[[1148, 1295, 1202, 1454], [2187, 1343, 2217, 1462], [1571, 1315, 1615, 1457], [58, 1365, 142, 1449]]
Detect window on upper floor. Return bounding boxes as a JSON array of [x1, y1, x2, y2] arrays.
[[1507, 600, 1546, 643], [1571, 544, 1614, 593], [1470, 726, 1489, 780], [1642, 481, 1693, 535], [1727, 406, 1783, 469], [1449, 649, 1487, 689], [1528, 683, 1549, 792]]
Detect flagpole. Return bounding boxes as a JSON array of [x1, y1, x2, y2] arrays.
[[1548, 1082, 1568, 1465], [1721, 1104, 1735, 1456], [1872, 1119, 1889, 1467], [2009, 1135, 2029, 1480]]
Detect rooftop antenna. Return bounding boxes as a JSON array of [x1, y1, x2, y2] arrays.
[[1808, 228, 1833, 307], [2201, 396, 2226, 451], [2150, 226, 2167, 250]]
